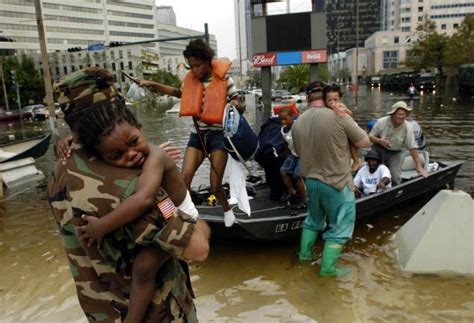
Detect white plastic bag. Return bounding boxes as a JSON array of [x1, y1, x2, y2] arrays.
[[127, 83, 146, 100]]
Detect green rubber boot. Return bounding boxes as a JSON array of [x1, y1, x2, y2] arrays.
[[298, 229, 318, 261], [320, 242, 352, 277]]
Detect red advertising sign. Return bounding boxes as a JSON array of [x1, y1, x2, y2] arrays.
[[252, 52, 277, 67], [302, 50, 327, 63]]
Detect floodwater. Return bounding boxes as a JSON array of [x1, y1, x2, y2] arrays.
[[1, 87, 473, 322]]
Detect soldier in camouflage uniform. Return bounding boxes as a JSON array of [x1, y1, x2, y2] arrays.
[[48, 67, 209, 322]]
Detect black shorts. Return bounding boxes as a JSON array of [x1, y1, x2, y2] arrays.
[[187, 130, 225, 153]]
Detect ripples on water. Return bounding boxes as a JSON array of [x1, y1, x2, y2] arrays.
[[0, 88, 473, 322]]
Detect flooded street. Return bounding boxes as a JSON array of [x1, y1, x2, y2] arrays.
[[1, 87, 473, 322]]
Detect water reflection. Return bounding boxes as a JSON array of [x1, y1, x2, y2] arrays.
[[0, 87, 473, 322]]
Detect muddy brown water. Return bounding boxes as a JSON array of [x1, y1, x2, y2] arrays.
[[1, 87, 473, 322]]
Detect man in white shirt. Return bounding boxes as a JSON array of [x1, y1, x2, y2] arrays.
[[354, 150, 392, 198]]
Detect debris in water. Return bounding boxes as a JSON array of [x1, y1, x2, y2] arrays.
[[366, 224, 374, 231]]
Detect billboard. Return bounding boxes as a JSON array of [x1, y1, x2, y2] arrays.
[[252, 49, 327, 67]]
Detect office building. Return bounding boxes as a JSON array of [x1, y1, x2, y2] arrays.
[[31, 44, 160, 88], [156, 5, 176, 26], [326, 0, 381, 54], [381, 0, 473, 35], [0, 0, 159, 55]]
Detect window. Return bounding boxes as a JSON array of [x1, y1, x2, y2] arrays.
[[401, 26, 411, 32], [119, 50, 123, 59], [418, 16, 423, 22], [418, 6, 423, 12], [112, 62, 116, 71], [63, 66, 68, 74], [71, 66, 76, 72], [120, 62, 124, 70], [394, 36, 399, 44], [402, 17, 411, 23], [441, 24, 446, 30], [454, 23, 459, 29], [128, 61, 133, 70], [383, 50, 399, 69]]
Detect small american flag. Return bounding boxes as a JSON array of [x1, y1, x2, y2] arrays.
[[157, 197, 176, 220]]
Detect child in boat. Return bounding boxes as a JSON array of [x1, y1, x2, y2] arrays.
[[278, 107, 307, 209], [323, 84, 362, 172], [75, 99, 200, 323]]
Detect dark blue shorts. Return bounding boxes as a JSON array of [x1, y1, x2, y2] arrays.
[[281, 154, 301, 177], [188, 130, 225, 153]]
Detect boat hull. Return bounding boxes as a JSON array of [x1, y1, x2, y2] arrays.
[[197, 161, 463, 241], [0, 134, 51, 163]]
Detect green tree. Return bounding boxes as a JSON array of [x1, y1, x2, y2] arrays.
[[147, 69, 181, 91], [444, 16, 474, 67], [1, 54, 44, 109], [277, 65, 309, 93], [405, 18, 448, 77]]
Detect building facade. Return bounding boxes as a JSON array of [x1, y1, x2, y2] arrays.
[[0, 0, 159, 55], [326, 0, 381, 54], [156, 5, 176, 26], [32, 44, 160, 89], [381, 0, 474, 35]]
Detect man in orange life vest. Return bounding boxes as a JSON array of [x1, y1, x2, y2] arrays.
[[140, 38, 242, 227]]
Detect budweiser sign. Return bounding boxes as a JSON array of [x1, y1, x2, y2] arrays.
[[302, 50, 327, 63], [252, 52, 277, 67]]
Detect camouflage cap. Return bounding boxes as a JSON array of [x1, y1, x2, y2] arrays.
[[54, 67, 121, 116]]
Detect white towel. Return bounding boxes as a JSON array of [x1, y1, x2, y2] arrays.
[[227, 157, 251, 217]]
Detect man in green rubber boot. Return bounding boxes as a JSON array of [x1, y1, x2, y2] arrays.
[[293, 83, 370, 275]]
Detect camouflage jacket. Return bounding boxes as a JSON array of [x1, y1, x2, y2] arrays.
[[48, 144, 198, 322]]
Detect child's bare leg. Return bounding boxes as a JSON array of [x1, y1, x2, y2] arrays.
[[281, 170, 296, 196], [124, 247, 170, 323], [295, 177, 306, 205], [350, 144, 361, 172]]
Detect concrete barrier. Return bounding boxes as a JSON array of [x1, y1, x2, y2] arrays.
[[0, 157, 45, 188], [396, 190, 473, 274]]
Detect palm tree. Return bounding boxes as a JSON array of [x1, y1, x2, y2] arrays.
[[277, 65, 309, 93]]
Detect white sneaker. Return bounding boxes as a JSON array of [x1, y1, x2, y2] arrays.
[[224, 209, 236, 227]]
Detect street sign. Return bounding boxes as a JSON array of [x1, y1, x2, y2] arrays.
[[87, 43, 105, 52]]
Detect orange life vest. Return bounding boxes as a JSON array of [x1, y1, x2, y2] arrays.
[[180, 59, 231, 125]]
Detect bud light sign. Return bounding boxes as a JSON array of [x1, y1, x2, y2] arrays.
[[252, 52, 277, 67]]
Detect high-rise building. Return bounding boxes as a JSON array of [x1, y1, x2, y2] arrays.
[[234, 0, 253, 75], [381, 0, 473, 35], [0, 0, 159, 55], [156, 5, 176, 26], [326, 0, 381, 54]]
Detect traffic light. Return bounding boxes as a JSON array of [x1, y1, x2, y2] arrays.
[[67, 47, 82, 52], [109, 41, 123, 47], [9, 70, 17, 88]]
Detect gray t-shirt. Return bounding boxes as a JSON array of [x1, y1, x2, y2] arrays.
[[292, 108, 366, 190], [370, 116, 417, 151]]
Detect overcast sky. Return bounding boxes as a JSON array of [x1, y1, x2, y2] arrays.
[[156, 0, 237, 60]]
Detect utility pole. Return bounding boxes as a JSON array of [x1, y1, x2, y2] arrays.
[[0, 60, 9, 111], [34, 0, 58, 140], [12, 70, 24, 133], [355, 0, 359, 92], [237, 0, 243, 88]]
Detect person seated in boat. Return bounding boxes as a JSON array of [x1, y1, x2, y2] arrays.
[[139, 38, 242, 227], [369, 101, 427, 185], [354, 149, 392, 198], [278, 107, 306, 209], [322, 84, 362, 172]]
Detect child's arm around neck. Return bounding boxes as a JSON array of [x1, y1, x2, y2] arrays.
[[83, 145, 186, 242]]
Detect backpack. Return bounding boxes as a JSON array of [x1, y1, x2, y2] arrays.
[[254, 117, 286, 163]]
